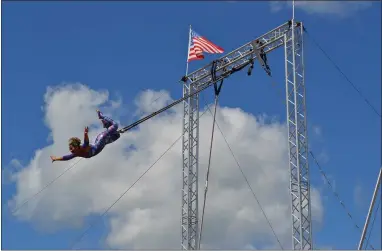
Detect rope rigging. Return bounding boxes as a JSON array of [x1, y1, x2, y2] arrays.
[[198, 61, 224, 249], [199, 93, 285, 250], [13, 20, 378, 250], [71, 56, 285, 249], [70, 101, 215, 249], [303, 27, 381, 119], [358, 167, 381, 250], [11, 91, 169, 215], [267, 72, 377, 250], [195, 58, 286, 249], [261, 24, 378, 250], [364, 197, 381, 250], [198, 59, 285, 249], [310, 151, 376, 250], [13, 42, 262, 249], [70, 134, 181, 249], [266, 66, 377, 250], [12, 59, 247, 214], [11, 158, 83, 214], [117, 60, 246, 134]]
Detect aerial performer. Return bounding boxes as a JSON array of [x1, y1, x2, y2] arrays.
[[50, 110, 120, 162]]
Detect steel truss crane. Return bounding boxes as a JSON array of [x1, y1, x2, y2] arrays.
[[118, 19, 311, 250], [180, 20, 312, 250], [15, 14, 378, 250]]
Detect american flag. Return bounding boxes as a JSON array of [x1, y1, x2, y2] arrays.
[[187, 29, 224, 62]]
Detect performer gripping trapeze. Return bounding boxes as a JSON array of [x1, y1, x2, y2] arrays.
[[50, 110, 120, 162]]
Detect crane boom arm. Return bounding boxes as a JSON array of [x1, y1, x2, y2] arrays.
[[119, 20, 298, 133], [184, 21, 295, 87]]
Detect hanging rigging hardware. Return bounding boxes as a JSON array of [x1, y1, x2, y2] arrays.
[[118, 57, 254, 134], [211, 60, 224, 96]]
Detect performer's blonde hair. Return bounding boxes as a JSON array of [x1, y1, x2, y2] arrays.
[[68, 137, 81, 147]]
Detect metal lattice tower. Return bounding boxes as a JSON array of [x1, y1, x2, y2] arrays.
[[181, 79, 200, 250], [284, 22, 313, 249], [180, 20, 312, 250]]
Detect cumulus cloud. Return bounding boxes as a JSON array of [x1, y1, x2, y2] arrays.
[[270, 1, 373, 18], [310, 124, 329, 165], [7, 83, 324, 249], [313, 125, 322, 139], [316, 246, 334, 250], [2, 159, 23, 185], [354, 183, 365, 208]]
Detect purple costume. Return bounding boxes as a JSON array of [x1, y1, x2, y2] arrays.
[[62, 112, 120, 160]]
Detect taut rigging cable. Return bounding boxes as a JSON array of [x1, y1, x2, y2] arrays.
[[198, 60, 284, 249], [117, 64, 244, 134], [303, 26, 381, 119], [11, 158, 83, 214], [365, 197, 381, 249], [263, 24, 378, 249], [11, 91, 170, 214], [71, 58, 256, 248], [265, 62, 376, 250], [198, 61, 224, 249], [70, 101, 215, 249], [198, 95, 285, 250]]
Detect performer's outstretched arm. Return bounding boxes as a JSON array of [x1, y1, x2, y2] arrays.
[[83, 127, 89, 147], [51, 153, 75, 162]]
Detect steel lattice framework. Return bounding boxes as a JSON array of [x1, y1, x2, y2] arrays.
[[180, 20, 312, 250], [181, 75, 200, 250], [284, 23, 312, 250]]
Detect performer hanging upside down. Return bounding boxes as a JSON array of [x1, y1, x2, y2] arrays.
[[50, 110, 120, 162]]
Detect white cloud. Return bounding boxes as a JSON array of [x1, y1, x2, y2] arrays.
[[270, 1, 373, 18], [313, 125, 322, 138], [133, 89, 173, 115], [7, 83, 324, 249], [320, 173, 336, 199], [316, 246, 334, 250], [2, 159, 23, 185], [317, 149, 330, 164], [309, 124, 329, 165], [354, 183, 365, 208]]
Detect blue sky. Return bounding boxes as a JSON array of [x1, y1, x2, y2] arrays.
[[2, 1, 381, 250]]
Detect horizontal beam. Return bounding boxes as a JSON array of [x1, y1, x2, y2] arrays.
[[185, 20, 298, 87], [118, 62, 237, 133], [119, 20, 299, 134]]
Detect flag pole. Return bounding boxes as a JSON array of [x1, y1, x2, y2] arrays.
[[292, 0, 295, 20], [185, 25, 192, 76]]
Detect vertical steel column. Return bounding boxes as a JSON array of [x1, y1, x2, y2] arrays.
[[181, 80, 200, 250], [181, 80, 190, 250], [358, 167, 381, 250], [284, 21, 313, 250], [179, 21, 303, 249]]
